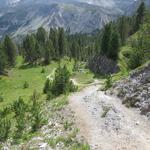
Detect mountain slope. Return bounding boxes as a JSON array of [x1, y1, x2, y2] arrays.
[[0, 2, 120, 39], [0, 0, 149, 38]]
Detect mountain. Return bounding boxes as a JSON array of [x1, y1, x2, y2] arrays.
[[0, 0, 149, 39]]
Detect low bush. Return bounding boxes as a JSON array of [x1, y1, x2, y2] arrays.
[[23, 81, 29, 89], [0, 95, 4, 102], [0, 118, 11, 142], [41, 68, 45, 73]]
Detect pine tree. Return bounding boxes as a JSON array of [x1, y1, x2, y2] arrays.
[[45, 65, 76, 99], [23, 35, 38, 63], [58, 28, 66, 57], [44, 40, 54, 65], [108, 30, 120, 61], [4, 35, 17, 67], [30, 90, 43, 132], [12, 97, 28, 137], [101, 23, 112, 55], [118, 16, 129, 45], [49, 28, 59, 59], [0, 44, 6, 74], [134, 2, 145, 32], [36, 27, 47, 44]]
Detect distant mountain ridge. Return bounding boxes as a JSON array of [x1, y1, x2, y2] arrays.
[[0, 0, 149, 39]]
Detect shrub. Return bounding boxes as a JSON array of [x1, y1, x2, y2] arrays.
[[41, 68, 45, 73], [0, 95, 4, 102], [120, 46, 144, 70], [43, 79, 50, 94], [0, 118, 11, 142], [104, 74, 113, 90], [12, 97, 28, 137], [30, 90, 44, 132], [23, 81, 29, 89], [0, 106, 11, 118]]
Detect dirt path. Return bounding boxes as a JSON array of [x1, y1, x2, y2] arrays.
[[69, 83, 150, 150]]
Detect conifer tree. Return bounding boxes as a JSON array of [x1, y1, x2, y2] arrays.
[[44, 40, 55, 64], [23, 35, 38, 63], [30, 90, 43, 132], [134, 2, 145, 32], [58, 28, 66, 57], [4, 35, 17, 67], [108, 31, 120, 61], [0, 44, 6, 74], [49, 28, 59, 59], [118, 16, 129, 45], [12, 97, 28, 137], [36, 27, 47, 44], [101, 23, 112, 55]]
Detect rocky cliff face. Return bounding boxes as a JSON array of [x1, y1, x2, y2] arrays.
[[110, 62, 150, 119]]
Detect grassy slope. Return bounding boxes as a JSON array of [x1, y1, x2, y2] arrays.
[[0, 57, 71, 108], [0, 57, 94, 109], [112, 11, 150, 82]]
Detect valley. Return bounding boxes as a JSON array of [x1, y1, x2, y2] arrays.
[[0, 0, 150, 150]]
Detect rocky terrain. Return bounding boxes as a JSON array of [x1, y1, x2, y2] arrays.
[[0, 0, 150, 39], [110, 62, 150, 119], [69, 82, 150, 150], [1, 66, 150, 149], [2, 100, 85, 150]]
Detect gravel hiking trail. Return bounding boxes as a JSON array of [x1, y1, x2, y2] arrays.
[[69, 83, 150, 150]]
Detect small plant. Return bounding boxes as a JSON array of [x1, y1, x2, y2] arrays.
[[104, 74, 113, 90], [0, 95, 4, 102], [12, 97, 28, 138], [101, 106, 111, 118], [71, 143, 90, 150], [30, 90, 44, 132], [23, 81, 29, 89], [73, 59, 79, 72], [0, 118, 11, 142], [41, 68, 45, 73], [0, 143, 3, 149], [43, 79, 50, 94], [63, 121, 73, 130], [0, 106, 11, 118]]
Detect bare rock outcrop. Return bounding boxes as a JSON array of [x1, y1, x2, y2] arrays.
[[88, 55, 119, 75], [110, 62, 150, 118]]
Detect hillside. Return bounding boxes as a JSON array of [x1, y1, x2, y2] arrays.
[[0, 1, 150, 150]]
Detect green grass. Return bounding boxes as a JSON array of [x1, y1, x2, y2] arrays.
[[0, 57, 74, 110], [0, 57, 95, 110], [47, 128, 80, 149], [72, 70, 94, 85], [51, 95, 69, 111]]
